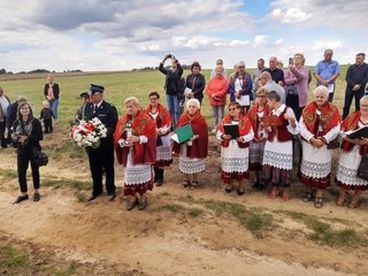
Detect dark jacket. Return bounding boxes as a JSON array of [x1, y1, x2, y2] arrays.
[[43, 83, 60, 100], [159, 62, 183, 96], [12, 118, 43, 150], [84, 101, 118, 141], [186, 73, 206, 100], [40, 108, 55, 121]]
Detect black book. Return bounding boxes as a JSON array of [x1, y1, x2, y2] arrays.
[[224, 124, 240, 139], [347, 126, 368, 139]]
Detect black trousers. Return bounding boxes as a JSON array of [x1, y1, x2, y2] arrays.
[[0, 121, 7, 148], [86, 143, 116, 195], [43, 119, 53, 133], [286, 94, 303, 121], [342, 88, 365, 120], [17, 148, 40, 193]]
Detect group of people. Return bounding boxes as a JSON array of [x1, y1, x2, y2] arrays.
[[3, 49, 368, 212]]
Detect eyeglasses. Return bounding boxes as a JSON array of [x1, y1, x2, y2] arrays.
[[257, 95, 266, 98], [229, 108, 238, 111], [149, 97, 158, 100], [361, 104, 368, 108]]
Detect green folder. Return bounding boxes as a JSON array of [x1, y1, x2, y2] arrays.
[[170, 124, 193, 143]]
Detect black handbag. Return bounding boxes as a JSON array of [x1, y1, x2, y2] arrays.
[[357, 155, 368, 181], [32, 147, 49, 167]]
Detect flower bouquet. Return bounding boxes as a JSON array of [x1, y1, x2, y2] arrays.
[[70, 118, 108, 149]]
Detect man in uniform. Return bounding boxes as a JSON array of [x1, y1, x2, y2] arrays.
[[84, 84, 118, 202]]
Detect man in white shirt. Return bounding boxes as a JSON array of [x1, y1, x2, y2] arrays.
[[259, 71, 285, 103], [0, 87, 11, 148]]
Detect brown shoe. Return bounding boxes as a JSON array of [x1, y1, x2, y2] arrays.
[[138, 196, 148, 210], [126, 196, 138, 211]]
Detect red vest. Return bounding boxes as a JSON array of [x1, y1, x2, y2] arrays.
[[267, 107, 292, 142]]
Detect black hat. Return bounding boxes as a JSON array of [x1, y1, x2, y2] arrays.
[[90, 84, 104, 94], [79, 91, 90, 98]]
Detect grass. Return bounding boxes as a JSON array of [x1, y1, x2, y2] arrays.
[[0, 168, 18, 180], [0, 245, 29, 273], [42, 177, 90, 191], [279, 210, 368, 247], [202, 199, 273, 233]]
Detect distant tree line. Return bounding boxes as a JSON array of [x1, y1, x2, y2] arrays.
[[0, 68, 83, 74], [132, 64, 191, 71]]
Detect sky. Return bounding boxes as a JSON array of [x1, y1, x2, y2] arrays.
[[0, 0, 367, 72]]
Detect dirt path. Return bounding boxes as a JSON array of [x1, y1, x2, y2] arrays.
[[0, 146, 367, 275]]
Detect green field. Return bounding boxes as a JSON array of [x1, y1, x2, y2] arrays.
[[0, 66, 349, 125]]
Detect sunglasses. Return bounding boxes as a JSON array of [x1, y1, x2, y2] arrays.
[[229, 107, 239, 111]]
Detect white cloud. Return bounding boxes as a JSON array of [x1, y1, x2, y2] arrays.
[[311, 40, 344, 50], [271, 7, 311, 23], [254, 35, 268, 47]]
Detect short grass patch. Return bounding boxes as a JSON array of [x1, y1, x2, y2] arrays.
[[198, 199, 273, 234], [42, 177, 90, 191], [280, 210, 368, 247], [0, 245, 29, 274]]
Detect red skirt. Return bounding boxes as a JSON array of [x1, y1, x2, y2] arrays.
[[221, 170, 249, 184], [124, 181, 153, 196], [299, 173, 330, 190]]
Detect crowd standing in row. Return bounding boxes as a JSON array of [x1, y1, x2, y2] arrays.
[[1, 49, 368, 211]]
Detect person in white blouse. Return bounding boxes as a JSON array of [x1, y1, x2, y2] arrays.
[[299, 86, 341, 208], [261, 91, 299, 201]]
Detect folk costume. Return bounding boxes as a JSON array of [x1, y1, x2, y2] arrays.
[[173, 111, 208, 175], [336, 111, 368, 190], [247, 103, 270, 172], [261, 104, 299, 187], [144, 103, 173, 185], [114, 110, 156, 196], [299, 101, 340, 189], [216, 114, 254, 184]]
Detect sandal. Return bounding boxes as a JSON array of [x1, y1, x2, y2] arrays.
[[183, 180, 190, 188], [190, 181, 198, 190], [348, 200, 360, 209], [268, 189, 279, 199], [282, 192, 290, 201], [302, 192, 314, 203], [314, 197, 324, 208]]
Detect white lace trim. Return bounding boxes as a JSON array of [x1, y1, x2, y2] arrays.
[[179, 158, 206, 174], [156, 146, 172, 161], [222, 157, 249, 173], [262, 150, 293, 170], [336, 165, 368, 187], [300, 160, 331, 179], [124, 165, 152, 185]]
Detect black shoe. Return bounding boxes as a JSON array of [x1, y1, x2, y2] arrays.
[[107, 193, 116, 201], [86, 194, 99, 202], [33, 193, 41, 202], [13, 194, 29, 204], [252, 182, 259, 189]]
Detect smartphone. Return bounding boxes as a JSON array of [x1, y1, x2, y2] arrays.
[[288, 57, 293, 65]]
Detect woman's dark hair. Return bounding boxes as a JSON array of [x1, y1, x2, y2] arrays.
[[191, 61, 201, 71], [266, 91, 281, 102], [17, 101, 34, 120], [228, 101, 241, 109], [149, 91, 160, 99]]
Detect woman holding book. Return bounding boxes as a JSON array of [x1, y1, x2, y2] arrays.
[[173, 99, 208, 189], [336, 95, 368, 208], [261, 91, 299, 201], [144, 91, 173, 186], [217, 102, 254, 195], [247, 87, 270, 190], [299, 86, 341, 208], [114, 97, 156, 210]]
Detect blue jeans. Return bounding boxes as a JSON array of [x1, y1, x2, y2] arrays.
[[50, 99, 59, 120], [166, 95, 179, 127]]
